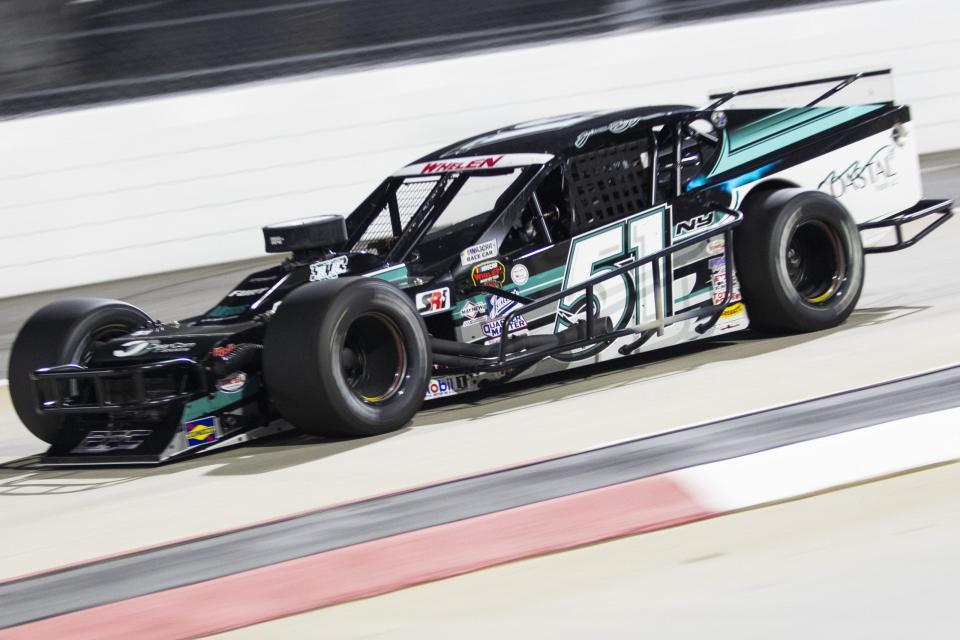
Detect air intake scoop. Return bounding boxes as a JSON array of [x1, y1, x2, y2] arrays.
[[262, 215, 348, 254]]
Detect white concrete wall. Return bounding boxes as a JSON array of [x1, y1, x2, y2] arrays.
[[0, 0, 957, 298]]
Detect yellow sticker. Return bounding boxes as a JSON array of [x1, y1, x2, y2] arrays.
[[721, 302, 745, 318]]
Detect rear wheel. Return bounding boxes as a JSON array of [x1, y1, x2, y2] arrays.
[[263, 277, 431, 438], [8, 298, 152, 443], [734, 189, 864, 333]]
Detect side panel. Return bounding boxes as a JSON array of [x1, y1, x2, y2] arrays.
[[731, 122, 922, 224]]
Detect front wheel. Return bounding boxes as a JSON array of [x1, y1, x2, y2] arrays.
[[734, 189, 865, 333], [8, 298, 153, 443], [263, 277, 431, 438]]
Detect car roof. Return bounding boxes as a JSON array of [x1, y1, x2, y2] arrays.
[[414, 105, 696, 162]]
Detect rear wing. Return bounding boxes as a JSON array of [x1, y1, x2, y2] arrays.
[[706, 70, 894, 110]]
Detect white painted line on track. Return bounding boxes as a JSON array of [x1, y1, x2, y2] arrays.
[[567, 362, 960, 458], [673, 405, 960, 512]]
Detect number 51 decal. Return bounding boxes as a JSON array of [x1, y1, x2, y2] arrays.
[[553, 205, 670, 361]]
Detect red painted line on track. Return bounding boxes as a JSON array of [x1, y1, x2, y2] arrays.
[[0, 449, 575, 587], [0, 473, 712, 639]]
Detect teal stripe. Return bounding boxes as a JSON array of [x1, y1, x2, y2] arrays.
[[180, 378, 261, 423], [708, 105, 884, 178], [674, 286, 711, 303]]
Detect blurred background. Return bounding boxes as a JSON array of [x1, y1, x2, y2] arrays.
[[2, 0, 956, 300], [0, 0, 852, 116]]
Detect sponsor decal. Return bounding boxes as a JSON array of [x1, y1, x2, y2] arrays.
[[228, 287, 269, 298], [71, 429, 153, 454], [216, 371, 247, 394], [510, 263, 529, 286], [575, 116, 643, 149], [721, 302, 746, 319], [425, 375, 469, 399], [819, 145, 898, 198], [482, 314, 527, 338], [674, 211, 716, 238], [112, 340, 196, 358], [471, 260, 506, 287], [184, 416, 218, 447], [461, 239, 498, 266], [706, 237, 725, 255], [421, 155, 504, 174], [212, 343, 237, 358], [416, 287, 451, 315], [309, 255, 349, 282], [708, 257, 741, 306], [461, 299, 486, 320], [488, 294, 519, 318], [269, 236, 284, 247]]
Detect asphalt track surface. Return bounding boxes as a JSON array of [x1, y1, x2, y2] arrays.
[[0, 150, 957, 586], [225, 461, 960, 639], [1, 365, 956, 629]]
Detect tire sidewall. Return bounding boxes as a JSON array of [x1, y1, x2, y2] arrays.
[[9, 299, 152, 444], [316, 282, 430, 431], [263, 278, 431, 437], [767, 192, 865, 330]]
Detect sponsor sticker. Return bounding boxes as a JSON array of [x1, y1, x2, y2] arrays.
[[819, 145, 899, 198], [461, 299, 486, 320], [510, 263, 529, 286], [112, 340, 196, 358], [269, 236, 284, 247], [471, 260, 506, 287], [706, 238, 725, 255], [488, 294, 518, 318], [184, 417, 218, 447], [674, 212, 716, 238], [575, 116, 643, 149], [425, 377, 457, 399], [709, 257, 742, 305], [71, 429, 153, 454], [228, 287, 269, 298], [421, 155, 504, 175], [212, 343, 237, 358], [461, 240, 498, 266], [482, 314, 527, 338], [216, 371, 247, 394], [721, 302, 746, 319], [309, 255, 349, 282], [416, 287, 451, 315]]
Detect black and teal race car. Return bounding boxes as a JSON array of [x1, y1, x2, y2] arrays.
[[9, 70, 952, 464]]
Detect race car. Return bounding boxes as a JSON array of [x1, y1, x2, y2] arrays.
[[9, 69, 952, 465]]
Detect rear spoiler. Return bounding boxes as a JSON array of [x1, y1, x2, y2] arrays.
[[706, 69, 892, 110]]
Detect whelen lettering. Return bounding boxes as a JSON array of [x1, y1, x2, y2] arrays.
[[421, 156, 504, 174]]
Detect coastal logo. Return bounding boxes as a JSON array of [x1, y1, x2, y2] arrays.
[[819, 145, 898, 198]]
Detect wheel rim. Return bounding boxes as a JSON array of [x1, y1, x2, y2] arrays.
[[339, 313, 408, 404], [785, 219, 847, 305], [74, 322, 142, 365]]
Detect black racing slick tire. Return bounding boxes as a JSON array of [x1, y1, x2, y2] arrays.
[[8, 298, 153, 444], [734, 188, 865, 334], [263, 277, 431, 438]]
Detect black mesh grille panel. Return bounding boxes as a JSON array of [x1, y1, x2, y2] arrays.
[[566, 140, 650, 231], [354, 177, 439, 254]]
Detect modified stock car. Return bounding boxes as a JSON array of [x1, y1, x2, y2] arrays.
[[9, 70, 952, 465]]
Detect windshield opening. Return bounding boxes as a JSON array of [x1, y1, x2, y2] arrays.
[[350, 168, 526, 264]]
